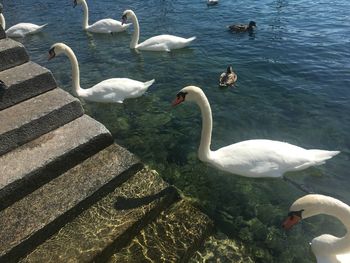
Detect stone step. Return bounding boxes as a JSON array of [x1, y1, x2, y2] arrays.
[[0, 61, 57, 110], [0, 38, 29, 72], [20, 168, 179, 263], [0, 114, 113, 211], [0, 143, 141, 262], [108, 200, 214, 263], [0, 88, 84, 156]]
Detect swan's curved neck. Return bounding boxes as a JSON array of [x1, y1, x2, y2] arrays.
[[129, 12, 140, 48], [195, 92, 213, 162], [63, 47, 84, 96], [311, 198, 350, 255], [80, 0, 89, 30], [0, 14, 5, 30]]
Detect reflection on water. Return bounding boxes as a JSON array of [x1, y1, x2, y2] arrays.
[[4, 0, 350, 261]]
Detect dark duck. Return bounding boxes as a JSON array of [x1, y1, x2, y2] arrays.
[[229, 21, 256, 33], [219, 66, 237, 87]]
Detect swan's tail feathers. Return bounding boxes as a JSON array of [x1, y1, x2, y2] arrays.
[[143, 79, 155, 90], [309, 150, 340, 165], [35, 23, 48, 33], [186, 36, 196, 43]]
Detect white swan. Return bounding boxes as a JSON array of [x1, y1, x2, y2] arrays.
[[48, 43, 155, 103], [0, 7, 47, 38], [121, 10, 196, 52], [73, 0, 130, 34], [283, 194, 350, 263], [172, 86, 340, 178]]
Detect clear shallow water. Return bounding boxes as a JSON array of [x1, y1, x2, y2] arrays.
[[3, 0, 350, 261]]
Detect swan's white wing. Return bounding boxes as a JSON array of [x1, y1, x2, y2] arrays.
[[138, 34, 195, 51], [87, 18, 130, 33], [6, 23, 46, 37], [83, 78, 149, 103], [336, 252, 350, 263], [314, 254, 340, 263], [210, 139, 314, 178]]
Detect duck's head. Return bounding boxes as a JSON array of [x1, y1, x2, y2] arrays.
[[226, 66, 233, 74], [121, 10, 135, 25], [248, 21, 256, 29], [48, 43, 69, 60], [172, 86, 204, 106]]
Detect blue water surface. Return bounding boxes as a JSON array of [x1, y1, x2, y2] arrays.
[[3, 0, 350, 261]]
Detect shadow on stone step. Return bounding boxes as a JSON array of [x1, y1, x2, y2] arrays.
[[114, 186, 178, 210], [0, 80, 7, 99]]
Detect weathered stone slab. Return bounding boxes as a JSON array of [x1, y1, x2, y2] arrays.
[[190, 234, 254, 263], [0, 61, 57, 110], [108, 200, 214, 263], [0, 144, 141, 262], [0, 115, 113, 210], [0, 88, 83, 156], [20, 168, 179, 263], [0, 38, 29, 71]]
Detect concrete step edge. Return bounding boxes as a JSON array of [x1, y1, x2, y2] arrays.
[[0, 115, 113, 210], [0, 61, 57, 110], [0, 88, 84, 156]]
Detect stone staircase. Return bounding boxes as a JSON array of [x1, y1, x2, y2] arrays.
[[0, 27, 213, 263]]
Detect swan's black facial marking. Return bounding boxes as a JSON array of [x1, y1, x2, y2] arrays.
[[172, 91, 188, 106], [48, 47, 56, 61], [121, 14, 127, 25], [288, 209, 304, 219], [73, 0, 77, 8], [177, 91, 188, 101]]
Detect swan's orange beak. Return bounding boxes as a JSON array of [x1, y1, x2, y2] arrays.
[[282, 215, 301, 230], [172, 96, 184, 106]]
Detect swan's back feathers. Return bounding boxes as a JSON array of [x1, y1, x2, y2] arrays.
[[209, 139, 339, 178], [336, 252, 350, 263], [81, 78, 154, 103], [138, 34, 196, 51], [87, 18, 131, 33], [6, 23, 47, 37], [313, 235, 350, 263]]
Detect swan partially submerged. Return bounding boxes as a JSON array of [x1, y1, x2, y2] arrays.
[[73, 0, 130, 34], [283, 194, 350, 263], [172, 86, 339, 178], [121, 9, 196, 52], [48, 43, 155, 103]]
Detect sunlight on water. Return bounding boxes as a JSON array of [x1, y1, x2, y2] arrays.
[[3, 0, 350, 261]]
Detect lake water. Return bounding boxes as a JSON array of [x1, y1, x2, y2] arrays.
[[3, 0, 350, 261]]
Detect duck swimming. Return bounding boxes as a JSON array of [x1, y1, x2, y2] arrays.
[[219, 66, 237, 87], [229, 21, 256, 33], [207, 0, 219, 6]]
